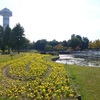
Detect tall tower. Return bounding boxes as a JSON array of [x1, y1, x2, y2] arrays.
[[0, 8, 12, 29]]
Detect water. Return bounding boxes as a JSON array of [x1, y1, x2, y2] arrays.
[[73, 51, 100, 59], [56, 54, 100, 67]]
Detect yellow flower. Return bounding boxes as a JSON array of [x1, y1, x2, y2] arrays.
[[65, 86, 69, 91], [42, 89, 45, 92], [69, 93, 74, 97]]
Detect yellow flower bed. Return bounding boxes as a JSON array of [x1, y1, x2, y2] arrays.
[[0, 53, 75, 100]]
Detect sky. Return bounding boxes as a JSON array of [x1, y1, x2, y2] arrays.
[[0, 0, 100, 42]]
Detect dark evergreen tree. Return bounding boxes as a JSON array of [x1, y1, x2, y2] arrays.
[[34, 39, 47, 51], [69, 34, 81, 50], [0, 25, 5, 53], [81, 37, 89, 50], [62, 40, 68, 47], [12, 23, 25, 54], [3, 26, 12, 53], [49, 39, 59, 47]]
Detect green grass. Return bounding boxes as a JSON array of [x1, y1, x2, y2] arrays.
[[0, 53, 25, 62], [65, 65, 100, 100]]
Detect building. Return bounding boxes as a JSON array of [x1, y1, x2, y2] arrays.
[[0, 8, 12, 29]]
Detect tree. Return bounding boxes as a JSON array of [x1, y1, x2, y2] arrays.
[[94, 39, 100, 49], [44, 44, 52, 51], [12, 23, 25, 54], [0, 25, 5, 53], [88, 41, 96, 49], [10, 30, 16, 52], [62, 40, 68, 47], [81, 37, 89, 50], [76, 35, 82, 41], [20, 37, 30, 50], [34, 39, 47, 51], [3, 26, 12, 53], [0, 25, 4, 45], [28, 41, 35, 49], [88, 39, 100, 49], [49, 39, 59, 47], [67, 34, 89, 50], [69, 34, 81, 50], [53, 44, 64, 51]]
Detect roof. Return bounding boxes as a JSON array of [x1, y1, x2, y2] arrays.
[[0, 8, 12, 16]]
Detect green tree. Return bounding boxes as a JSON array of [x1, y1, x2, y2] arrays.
[[81, 37, 89, 50], [0, 25, 5, 53], [3, 26, 12, 53], [34, 39, 47, 51], [20, 37, 30, 50], [62, 40, 68, 47], [68, 34, 89, 50], [69, 34, 81, 50], [44, 44, 52, 51], [49, 39, 59, 47], [0, 26, 3, 47], [12, 23, 25, 54], [10, 30, 16, 52]]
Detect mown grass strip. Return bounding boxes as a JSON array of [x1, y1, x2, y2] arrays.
[[64, 65, 81, 100], [65, 64, 100, 100]]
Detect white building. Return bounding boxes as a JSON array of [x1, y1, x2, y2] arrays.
[[0, 8, 12, 29]]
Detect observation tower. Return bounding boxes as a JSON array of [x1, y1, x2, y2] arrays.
[[0, 8, 12, 29]]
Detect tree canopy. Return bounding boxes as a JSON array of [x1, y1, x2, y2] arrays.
[[31, 34, 89, 51], [88, 39, 100, 49], [0, 24, 30, 54], [1, 23, 98, 54]]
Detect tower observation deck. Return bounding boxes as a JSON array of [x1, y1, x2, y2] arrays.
[[0, 8, 12, 29]]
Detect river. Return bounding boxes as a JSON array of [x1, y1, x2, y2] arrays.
[[56, 54, 100, 67]]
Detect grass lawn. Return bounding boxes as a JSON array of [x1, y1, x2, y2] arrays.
[[65, 65, 100, 100], [0, 53, 25, 62]]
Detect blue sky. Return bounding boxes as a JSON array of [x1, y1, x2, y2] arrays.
[[0, 0, 100, 42]]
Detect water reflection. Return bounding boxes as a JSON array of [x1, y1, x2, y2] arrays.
[[56, 54, 100, 67]]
